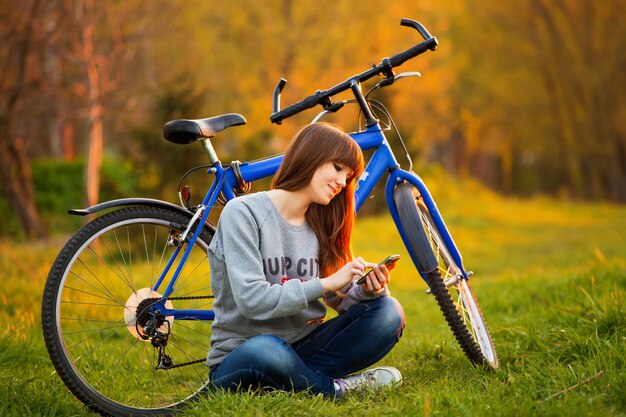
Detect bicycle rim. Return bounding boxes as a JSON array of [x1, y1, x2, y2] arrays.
[[42, 207, 214, 416], [415, 197, 499, 369]]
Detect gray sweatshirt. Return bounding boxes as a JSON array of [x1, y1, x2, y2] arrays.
[[207, 192, 387, 366]]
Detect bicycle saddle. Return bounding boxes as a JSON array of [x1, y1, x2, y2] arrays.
[[163, 113, 247, 144]]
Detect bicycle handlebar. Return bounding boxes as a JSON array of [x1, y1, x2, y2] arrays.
[[270, 18, 438, 124]]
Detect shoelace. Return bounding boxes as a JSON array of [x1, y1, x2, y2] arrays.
[[343, 371, 378, 390]]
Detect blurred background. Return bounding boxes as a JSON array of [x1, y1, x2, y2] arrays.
[[1, 0, 624, 240]]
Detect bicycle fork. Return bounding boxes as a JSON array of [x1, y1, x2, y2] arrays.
[[384, 171, 469, 284]]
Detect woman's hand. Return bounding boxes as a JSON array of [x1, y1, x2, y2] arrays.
[[360, 260, 391, 295], [320, 259, 366, 293]]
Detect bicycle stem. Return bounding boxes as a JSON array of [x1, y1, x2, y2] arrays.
[[350, 80, 378, 128]]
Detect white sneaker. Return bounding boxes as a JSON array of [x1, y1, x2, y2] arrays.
[[335, 366, 402, 397]]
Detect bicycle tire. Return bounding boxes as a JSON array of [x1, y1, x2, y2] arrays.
[[394, 182, 499, 369], [42, 206, 215, 416]]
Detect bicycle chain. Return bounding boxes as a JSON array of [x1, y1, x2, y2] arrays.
[[166, 295, 214, 301], [155, 294, 214, 369]]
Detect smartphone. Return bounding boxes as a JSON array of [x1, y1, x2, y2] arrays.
[[356, 254, 400, 285]]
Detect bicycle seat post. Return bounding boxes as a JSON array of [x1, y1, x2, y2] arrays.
[[200, 139, 220, 165]]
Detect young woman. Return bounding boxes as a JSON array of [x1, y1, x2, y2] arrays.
[[207, 122, 405, 397]]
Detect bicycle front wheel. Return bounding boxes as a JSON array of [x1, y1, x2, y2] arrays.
[[395, 183, 499, 369], [42, 206, 215, 416]]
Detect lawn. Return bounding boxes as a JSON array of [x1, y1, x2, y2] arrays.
[[1, 177, 624, 416]]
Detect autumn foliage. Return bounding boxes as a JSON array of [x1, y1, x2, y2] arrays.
[[1, 0, 625, 238]]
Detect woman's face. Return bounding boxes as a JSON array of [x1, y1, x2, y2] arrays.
[[305, 161, 354, 205]]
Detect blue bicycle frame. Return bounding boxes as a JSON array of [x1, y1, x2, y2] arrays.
[[152, 123, 468, 321]]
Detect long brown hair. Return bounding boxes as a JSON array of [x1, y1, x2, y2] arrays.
[[272, 123, 364, 277]]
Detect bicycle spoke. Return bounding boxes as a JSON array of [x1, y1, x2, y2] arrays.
[[97, 232, 134, 289], [173, 253, 209, 294], [44, 207, 214, 414], [142, 224, 151, 280], [113, 229, 132, 287], [410, 190, 498, 368], [126, 225, 135, 291], [89, 333, 142, 392], [65, 320, 126, 355], [73, 258, 124, 304], [61, 300, 122, 308], [63, 282, 121, 305]]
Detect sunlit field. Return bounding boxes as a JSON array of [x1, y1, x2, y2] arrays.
[[1, 177, 624, 416]]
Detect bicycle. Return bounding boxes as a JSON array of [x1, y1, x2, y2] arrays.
[[42, 18, 498, 417]]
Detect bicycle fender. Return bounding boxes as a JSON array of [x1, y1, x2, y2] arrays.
[[68, 198, 194, 218], [385, 171, 468, 279]]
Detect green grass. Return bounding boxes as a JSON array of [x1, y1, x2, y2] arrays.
[[1, 176, 625, 416]]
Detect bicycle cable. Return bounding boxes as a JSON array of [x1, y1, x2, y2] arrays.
[[329, 97, 411, 202], [177, 165, 212, 208], [315, 97, 413, 180], [216, 160, 252, 206], [367, 99, 414, 173]]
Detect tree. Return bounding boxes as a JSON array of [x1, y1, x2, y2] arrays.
[[62, 0, 127, 207], [0, 0, 49, 239], [434, 0, 625, 201], [530, 0, 626, 201]]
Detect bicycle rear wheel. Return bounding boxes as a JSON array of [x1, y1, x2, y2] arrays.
[[395, 183, 499, 369], [42, 206, 214, 416]]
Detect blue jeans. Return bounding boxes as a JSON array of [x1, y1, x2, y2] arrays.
[[209, 296, 405, 397]]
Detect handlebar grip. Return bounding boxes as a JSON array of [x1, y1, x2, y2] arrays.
[[270, 93, 320, 124], [388, 37, 438, 68]]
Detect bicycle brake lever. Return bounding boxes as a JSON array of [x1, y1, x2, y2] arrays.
[[394, 71, 422, 81], [367, 71, 421, 98]]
